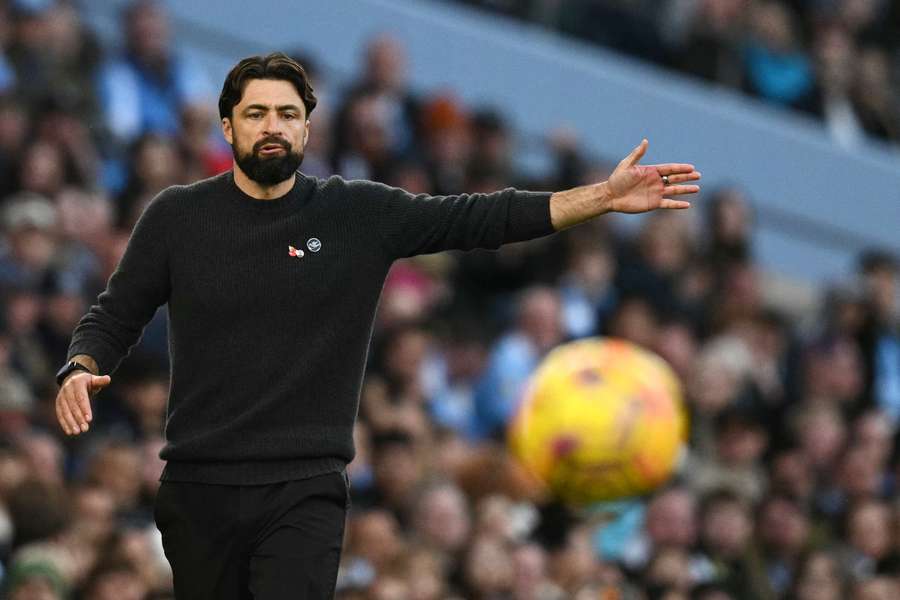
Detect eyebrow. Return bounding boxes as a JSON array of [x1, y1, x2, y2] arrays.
[[243, 104, 303, 113]]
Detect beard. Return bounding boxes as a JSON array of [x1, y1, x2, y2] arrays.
[[232, 136, 305, 186]]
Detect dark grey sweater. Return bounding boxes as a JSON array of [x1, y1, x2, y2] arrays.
[[66, 170, 555, 484]]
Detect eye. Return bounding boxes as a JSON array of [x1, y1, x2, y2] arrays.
[[283, 113, 297, 120], [248, 112, 263, 120]]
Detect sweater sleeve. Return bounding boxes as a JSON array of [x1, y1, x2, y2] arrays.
[[65, 189, 173, 375], [354, 180, 555, 260]]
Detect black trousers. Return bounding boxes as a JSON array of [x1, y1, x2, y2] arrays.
[[153, 470, 350, 600]]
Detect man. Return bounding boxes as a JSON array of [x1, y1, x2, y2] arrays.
[[53, 53, 700, 599]]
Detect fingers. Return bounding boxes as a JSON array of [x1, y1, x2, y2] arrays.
[[56, 376, 102, 436], [664, 184, 701, 196], [653, 163, 697, 176], [67, 387, 90, 434], [55, 396, 72, 435], [57, 389, 84, 435], [660, 170, 701, 184], [79, 388, 94, 425], [622, 139, 648, 168], [660, 199, 692, 209]]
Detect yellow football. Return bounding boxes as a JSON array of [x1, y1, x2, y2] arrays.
[[508, 338, 687, 504]]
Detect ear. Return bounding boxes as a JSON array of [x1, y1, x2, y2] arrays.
[[222, 117, 233, 145], [302, 120, 310, 148]]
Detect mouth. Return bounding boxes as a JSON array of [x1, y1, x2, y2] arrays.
[[258, 143, 287, 156]]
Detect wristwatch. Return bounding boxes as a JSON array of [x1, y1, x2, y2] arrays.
[[55, 361, 93, 388]]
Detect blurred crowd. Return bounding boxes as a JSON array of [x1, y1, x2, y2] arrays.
[[455, 0, 900, 148], [0, 0, 899, 599]]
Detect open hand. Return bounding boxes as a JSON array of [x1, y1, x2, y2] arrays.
[[56, 372, 111, 435], [607, 139, 700, 214]]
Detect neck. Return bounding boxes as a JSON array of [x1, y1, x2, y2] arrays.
[[232, 163, 296, 199]]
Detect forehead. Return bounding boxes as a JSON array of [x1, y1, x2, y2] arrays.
[[236, 79, 304, 111]]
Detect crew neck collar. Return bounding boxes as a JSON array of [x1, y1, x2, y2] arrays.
[[226, 170, 314, 214]]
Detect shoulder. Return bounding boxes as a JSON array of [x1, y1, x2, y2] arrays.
[[148, 171, 231, 214], [311, 173, 349, 193], [180, 171, 232, 195], [341, 177, 402, 201], [312, 174, 396, 200], [316, 174, 375, 192]]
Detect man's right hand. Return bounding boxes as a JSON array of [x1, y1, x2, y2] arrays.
[[56, 372, 111, 436]]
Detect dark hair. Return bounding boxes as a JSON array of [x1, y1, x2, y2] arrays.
[[218, 52, 317, 121]]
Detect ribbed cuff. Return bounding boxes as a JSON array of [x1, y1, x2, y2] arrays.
[[66, 339, 122, 376], [507, 190, 554, 243]]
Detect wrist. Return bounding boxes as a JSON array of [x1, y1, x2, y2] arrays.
[[594, 181, 614, 215], [61, 370, 87, 387], [56, 356, 98, 388]]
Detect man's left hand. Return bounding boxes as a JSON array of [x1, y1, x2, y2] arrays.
[[607, 139, 700, 214]]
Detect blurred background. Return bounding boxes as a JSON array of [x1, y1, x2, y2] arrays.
[[0, 0, 898, 598]]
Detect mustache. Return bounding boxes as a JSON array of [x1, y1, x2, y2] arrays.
[[253, 137, 291, 153]]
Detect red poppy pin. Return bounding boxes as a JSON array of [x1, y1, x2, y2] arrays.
[[288, 245, 304, 258]]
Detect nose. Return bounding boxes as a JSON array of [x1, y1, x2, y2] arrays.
[[262, 112, 283, 137]]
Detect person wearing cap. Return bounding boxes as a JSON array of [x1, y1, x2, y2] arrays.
[[0, 192, 60, 291], [3, 553, 69, 599]]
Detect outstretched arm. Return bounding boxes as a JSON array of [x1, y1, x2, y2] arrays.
[[360, 179, 554, 260], [550, 139, 701, 231]]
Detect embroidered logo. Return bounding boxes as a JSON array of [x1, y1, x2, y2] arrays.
[[307, 238, 321, 252], [288, 245, 304, 258]]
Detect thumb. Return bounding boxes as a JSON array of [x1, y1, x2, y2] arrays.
[[622, 138, 648, 167], [91, 375, 111, 390]]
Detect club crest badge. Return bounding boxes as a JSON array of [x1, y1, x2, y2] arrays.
[[307, 238, 322, 252]]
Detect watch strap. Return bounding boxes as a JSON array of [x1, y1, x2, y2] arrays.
[[55, 361, 93, 388]]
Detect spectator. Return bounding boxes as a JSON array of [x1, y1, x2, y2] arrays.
[[362, 324, 433, 441], [80, 558, 148, 600], [333, 34, 420, 166], [616, 211, 695, 315], [790, 549, 848, 600], [742, 2, 816, 110], [621, 485, 699, 573], [410, 479, 472, 562], [695, 489, 771, 598], [754, 494, 812, 596], [856, 250, 900, 424], [5, 0, 103, 120], [853, 47, 900, 143], [425, 325, 489, 439], [83, 439, 145, 520], [472, 286, 564, 440], [95, 0, 212, 190], [114, 133, 184, 230], [675, 0, 748, 89], [811, 23, 868, 148], [556, 240, 617, 339], [0, 95, 29, 199], [462, 534, 515, 598], [841, 499, 893, 578], [511, 541, 565, 600], [704, 187, 753, 270], [686, 404, 769, 503]]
